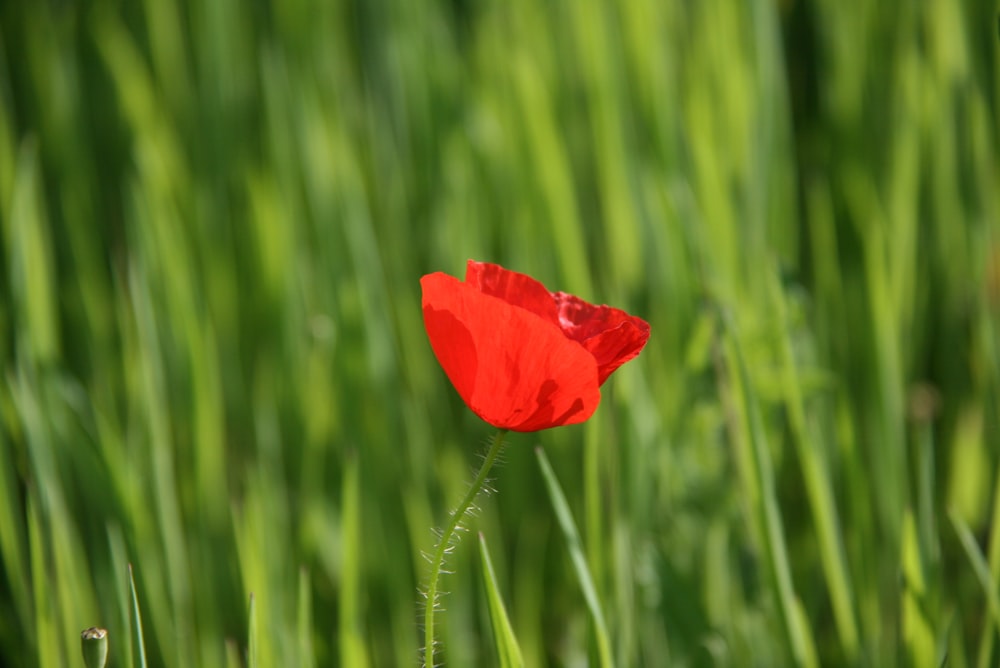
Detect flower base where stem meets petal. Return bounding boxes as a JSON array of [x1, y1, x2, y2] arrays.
[[423, 430, 508, 668]]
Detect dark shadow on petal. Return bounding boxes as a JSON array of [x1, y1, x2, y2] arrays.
[[549, 397, 585, 426], [512, 379, 586, 431]]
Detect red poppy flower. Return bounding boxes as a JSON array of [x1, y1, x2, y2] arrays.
[[421, 260, 650, 432]]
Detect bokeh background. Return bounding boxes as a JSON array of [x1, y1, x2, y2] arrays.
[[1, 0, 998, 666]]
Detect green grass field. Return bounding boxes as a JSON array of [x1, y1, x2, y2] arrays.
[[1, 0, 998, 665]]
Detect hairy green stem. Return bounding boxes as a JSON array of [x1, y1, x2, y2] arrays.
[[424, 430, 508, 667]]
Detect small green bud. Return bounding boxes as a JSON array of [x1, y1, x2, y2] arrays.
[[81, 627, 108, 668]]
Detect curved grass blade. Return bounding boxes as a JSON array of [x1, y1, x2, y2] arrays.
[[536, 447, 613, 668], [478, 533, 524, 668]]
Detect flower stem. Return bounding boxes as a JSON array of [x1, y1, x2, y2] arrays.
[[424, 429, 508, 667]]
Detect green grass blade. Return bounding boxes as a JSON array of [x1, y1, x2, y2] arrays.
[[901, 510, 936, 668], [478, 532, 524, 668], [722, 322, 818, 668], [27, 494, 57, 667], [248, 592, 257, 668], [536, 446, 613, 668], [9, 138, 59, 365], [127, 564, 148, 668], [297, 569, 315, 668], [339, 450, 368, 668], [0, 424, 29, 642], [766, 266, 859, 659], [106, 527, 134, 668], [951, 511, 1000, 643], [977, 288, 1000, 668], [225, 640, 242, 668]]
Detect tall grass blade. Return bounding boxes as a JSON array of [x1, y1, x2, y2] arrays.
[[248, 592, 257, 668], [478, 533, 524, 668], [951, 511, 1000, 642], [536, 446, 613, 668], [297, 569, 315, 668], [766, 266, 859, 659], [127, 564, 148, 668], [0, 424, 29, 643], [901, 510, 936, 668], [106, 528, 134, 668], [722, 321, 818, 668], [27, 495, 57, 667], [339, 450, 368, 668]]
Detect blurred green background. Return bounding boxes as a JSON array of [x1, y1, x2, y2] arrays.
[[1, 0, 998, 665]]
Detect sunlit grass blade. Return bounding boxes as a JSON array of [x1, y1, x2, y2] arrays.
[[536, 446, 613, 668], [722, 322, 818, 668], [9, 138, 59, 364], [951, 511, 1000, 644], [478, 532, 524, 668], [766, 266, 859, 659], [127, 564, 148, 668], [901, 510, 936, 668]]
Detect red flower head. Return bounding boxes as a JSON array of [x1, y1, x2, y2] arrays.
[[421, 260, 650, 432]]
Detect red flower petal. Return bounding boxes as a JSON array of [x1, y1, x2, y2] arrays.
[[421, 272, 600, 432], [467, 260, 650, 385], [553, 293, 651, 384], [464, 260, 561, 326]]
